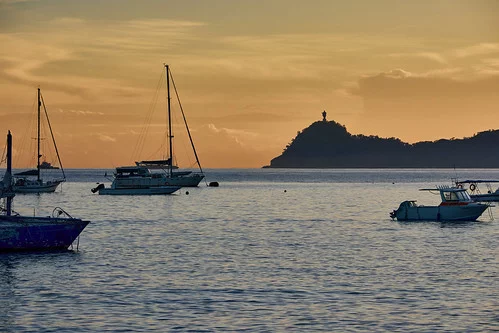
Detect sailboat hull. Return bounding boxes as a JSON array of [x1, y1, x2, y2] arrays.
[[98, 185, 181, 195], [0, 216, 89, 251], [14, 88, 66, 194], [165, 174, 204, 187], [470, 192, 499, 202], [13, 179, 64, 193]]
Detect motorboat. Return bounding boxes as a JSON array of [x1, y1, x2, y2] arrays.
[[455, 179, 499, 202], [390, 185, 489, 222], [1, 131, 89, 251], [135, 160, 178, 170], [39, 161, 59, 169], [91, 165, 181, 195]]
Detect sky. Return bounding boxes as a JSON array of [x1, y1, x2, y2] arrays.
[[0, 0, 498, 168]]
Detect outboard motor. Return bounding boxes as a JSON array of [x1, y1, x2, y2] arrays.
[[91, 183, 105, 193]]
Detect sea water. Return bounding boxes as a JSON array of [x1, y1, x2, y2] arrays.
[[0, 169, 497, 332]]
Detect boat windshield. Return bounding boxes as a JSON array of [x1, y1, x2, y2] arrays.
[[461, 191, 472, 201], [443, 190, 470, 202]]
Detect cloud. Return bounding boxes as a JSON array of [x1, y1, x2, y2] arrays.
[[98, 134, 116, 142], [0, 17, 204, 101], [353, 68, 499, 100], [57, 108, 104, 116], [204, 123, 259, 146], [0, 0, 37, 4], [348, 68, 499, 144], [387, 52, 447, 64], [382, 68, 412, 79], [454, 43, 499, 58]]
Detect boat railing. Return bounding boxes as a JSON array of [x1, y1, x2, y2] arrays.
[[52, 207, 74, 219]]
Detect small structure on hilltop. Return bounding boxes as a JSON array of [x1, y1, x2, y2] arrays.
[[322, 110, 327, 121]]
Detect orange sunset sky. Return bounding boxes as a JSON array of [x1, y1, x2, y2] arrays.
[[0, 0, 498, 168]]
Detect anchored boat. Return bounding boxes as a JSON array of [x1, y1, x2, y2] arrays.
[[13, 88, 66, 193], [455, 179, 499, 202], [390, 185, 489, 222], [130, 64, 205, 187], [91, 165, 181, 195], [1, 131, 89, 252]]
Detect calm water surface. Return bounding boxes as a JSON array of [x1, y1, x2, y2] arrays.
[[0, 169, 498, 332]]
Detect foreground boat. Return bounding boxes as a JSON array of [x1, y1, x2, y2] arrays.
[[455, 179, 499, 202], [1, 131, 89, 252], [13, 88, 66, 193], [390, 185, 489, 222], [91, 165, 181, 195]]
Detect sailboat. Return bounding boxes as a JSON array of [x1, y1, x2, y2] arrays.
[[92, 65, 205, 195], [142, 64, 205, 187], [1, 131, 89, 251], [13, 88, 66, 193]]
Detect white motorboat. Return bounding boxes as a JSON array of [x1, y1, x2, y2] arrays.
[[455, 179, 499, 202], [91, 165, 181, 195], [390, 185, 489, 222]]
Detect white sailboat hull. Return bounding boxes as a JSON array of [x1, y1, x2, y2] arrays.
[[13, 179, 64, 193], [98, 185, 181, 195], [14, 88, 66, 194], [165, 174, 204, 187]]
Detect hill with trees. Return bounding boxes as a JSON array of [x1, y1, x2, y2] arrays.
[[265, 120, 499, 168]]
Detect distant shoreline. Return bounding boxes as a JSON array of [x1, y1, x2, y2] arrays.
[[266, 120, 499, 169]]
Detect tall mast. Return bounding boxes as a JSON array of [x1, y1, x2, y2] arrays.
[[6, 131, 13, 216], [166, 64, 173, 177], [37, 87, 41, 181]]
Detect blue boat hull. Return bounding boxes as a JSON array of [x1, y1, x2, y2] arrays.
[[0, 216, 89, 252]]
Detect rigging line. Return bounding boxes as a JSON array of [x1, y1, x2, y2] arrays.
[[132, 93, 157, 161], [169, 69, 204, 175], [144, 70, 165, 153], [171, 105, 194, 169], [131, 70, 165, 162], [15, 96, 37, 168], [0, 141, 6, 164], [40, 91, 66, 180]]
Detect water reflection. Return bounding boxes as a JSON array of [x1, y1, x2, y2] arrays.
[[0, 251, 82, 332], [0, 256, 19, 331]]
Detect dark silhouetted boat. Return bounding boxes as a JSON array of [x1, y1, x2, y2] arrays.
[[1, 131, 89, 252]]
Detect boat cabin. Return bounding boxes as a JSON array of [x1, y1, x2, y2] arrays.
[[438, 186, 473, 204], [115, 166, 153, 178]]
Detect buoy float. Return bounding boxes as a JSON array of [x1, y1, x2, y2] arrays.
[[208, 181, 219, 187]]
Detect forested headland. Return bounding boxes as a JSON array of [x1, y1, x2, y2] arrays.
[[265, 120, 499, 168]]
